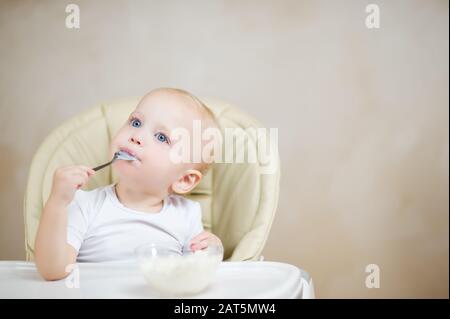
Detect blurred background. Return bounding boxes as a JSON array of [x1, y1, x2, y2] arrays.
[[0, 0, 448, 298]]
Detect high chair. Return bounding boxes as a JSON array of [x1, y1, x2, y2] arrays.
[[23, 97, 280, 261]]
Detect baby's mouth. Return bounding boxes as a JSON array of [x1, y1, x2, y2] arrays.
[[116, 151, 137, 161], [117, 147, 140, 161]]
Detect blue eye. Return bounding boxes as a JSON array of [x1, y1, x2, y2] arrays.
[[130, 118, 141, 128], [155, 132, 169, 144]]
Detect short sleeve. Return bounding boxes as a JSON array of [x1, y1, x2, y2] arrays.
[[182, 201, 204, 252], [66, 190, 90, 252]]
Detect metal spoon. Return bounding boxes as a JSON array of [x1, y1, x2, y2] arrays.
[[93, 151, 137, 172]]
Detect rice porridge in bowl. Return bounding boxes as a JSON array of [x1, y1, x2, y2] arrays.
[[135, 243, 224, 296]]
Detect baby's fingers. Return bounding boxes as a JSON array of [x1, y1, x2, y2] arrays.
[[72, 171, 93, 188], [77, 166, 96, 176], [190, 240, 208, 251], [190, 231, 210, 244]]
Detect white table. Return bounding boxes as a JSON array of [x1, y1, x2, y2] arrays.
[[0, 260, 314, 299]]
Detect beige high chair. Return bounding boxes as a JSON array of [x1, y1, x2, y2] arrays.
[[23, 97, 280, 262]]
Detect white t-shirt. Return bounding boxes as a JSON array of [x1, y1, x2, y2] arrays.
[[66, 183, 204, 262]]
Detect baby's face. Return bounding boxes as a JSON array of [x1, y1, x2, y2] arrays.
[[110, 90, 203, 196]]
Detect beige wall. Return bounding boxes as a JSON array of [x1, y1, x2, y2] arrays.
[[0, 0, 448, 298]]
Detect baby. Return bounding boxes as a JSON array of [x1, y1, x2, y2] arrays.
[[35, 88, 222, 281]]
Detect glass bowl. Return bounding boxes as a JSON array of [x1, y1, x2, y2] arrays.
[[135, 243, 224, 296]]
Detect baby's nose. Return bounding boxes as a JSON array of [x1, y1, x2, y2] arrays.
[[130, 137, 141, 145]]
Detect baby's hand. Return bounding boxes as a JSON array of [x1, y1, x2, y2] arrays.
[[190, 230, 223, 252], [49, 165, 96, 206]]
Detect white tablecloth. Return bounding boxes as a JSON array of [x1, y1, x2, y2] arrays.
[[0, 260, 314, 299]]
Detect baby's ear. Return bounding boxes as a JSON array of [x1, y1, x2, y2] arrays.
[[171, 169, 202, 194]]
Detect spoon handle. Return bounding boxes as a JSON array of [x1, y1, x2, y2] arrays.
[[92, 160, 114, 172], [92, 152, 120, 172]]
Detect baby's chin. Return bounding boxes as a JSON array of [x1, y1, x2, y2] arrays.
[[113, 158, 142, 170]]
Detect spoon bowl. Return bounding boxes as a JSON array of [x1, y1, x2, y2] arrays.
[[93, 151, 137, 172]]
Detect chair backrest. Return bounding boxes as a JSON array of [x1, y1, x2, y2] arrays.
[[23, 97, 280, 261]]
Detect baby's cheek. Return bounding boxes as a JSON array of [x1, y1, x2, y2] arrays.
[[109, 143, 116, 158], [142, 156, 169, 175], [109, 136, 123, 156], [143, 147, 178, 171]]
